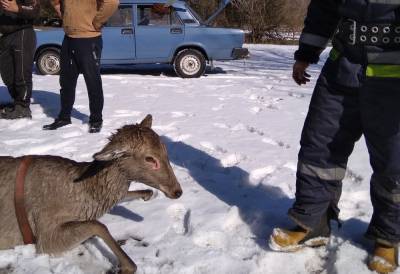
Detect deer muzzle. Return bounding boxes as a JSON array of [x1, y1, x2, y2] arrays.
[[161, 184, 182, 199]]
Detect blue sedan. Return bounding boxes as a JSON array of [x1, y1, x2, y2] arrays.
[[34, 0, 249, 78]]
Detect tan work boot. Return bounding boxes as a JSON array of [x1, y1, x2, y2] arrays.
[[269, 213, 331, 252], [368, 243, 398, 274], [269, 226, 329, 252]]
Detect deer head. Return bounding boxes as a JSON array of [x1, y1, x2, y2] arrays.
[[93, 115, 182, 199]]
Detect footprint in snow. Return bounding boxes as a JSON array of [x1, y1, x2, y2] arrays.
[[249, 166, 276, 186], [231, 123, 246, 131], [153, 122, 178, 132], [288, 92, 305, 98], [200, 141, 227, 153], [262, 137, 279, 146], [262, 137, 288, 148], [170, 111, 193, 118], [212, 104, 225, 111], [220, 153, 246, 168], [249, 94, 265, 103], [250, 106, 262, 114], [265, 85, 273, 90], [166, 203, 190, 235], [246, 125, 264, 136], [193, 231, 227, 250], [168, 133, 192, 142]]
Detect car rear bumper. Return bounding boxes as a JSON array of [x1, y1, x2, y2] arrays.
[[232, 47, 249, 59]]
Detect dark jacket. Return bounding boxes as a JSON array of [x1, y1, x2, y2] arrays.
[[0, 0, 40, 35], [296, 0, 400, 64]]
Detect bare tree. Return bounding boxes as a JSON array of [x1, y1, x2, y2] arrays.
[[281, 0, 309, 39], [230, 0, 285, 42], [189, 0, 309, 43]]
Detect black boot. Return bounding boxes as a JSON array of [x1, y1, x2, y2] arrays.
[[0, 102, 14, 111], [89, 121, 102, 133], [0, 104, 31, 119], [43, 118, 71, 130]]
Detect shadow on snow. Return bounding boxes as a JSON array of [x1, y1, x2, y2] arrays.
[[162, 137, 294, 248]]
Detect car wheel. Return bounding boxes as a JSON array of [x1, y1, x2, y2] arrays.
[[36, 47, 61, 75], [173, 49, 206, 78]]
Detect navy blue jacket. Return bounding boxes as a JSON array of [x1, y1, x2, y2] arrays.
[[296, 0, 400, 64]]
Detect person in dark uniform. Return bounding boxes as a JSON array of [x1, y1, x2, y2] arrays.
[[269, 1, 400, 273], [0, 0, 39, 119]]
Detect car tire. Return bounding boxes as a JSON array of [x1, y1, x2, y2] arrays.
[[173, 49, 206, 78], [36, 47, 61, 75]]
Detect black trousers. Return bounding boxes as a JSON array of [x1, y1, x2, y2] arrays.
[[58, 35, 103, 123], [0, 27, 36, 107]]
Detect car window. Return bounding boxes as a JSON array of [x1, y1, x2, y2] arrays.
[[176, 8, 198, 25], [106, 6, 133, 27], [171, 10, 182, 25], [137, 5, 181, 26]]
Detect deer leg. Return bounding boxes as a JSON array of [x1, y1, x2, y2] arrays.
[[38, 220, 137, 274], [125, 190, 153, 201]]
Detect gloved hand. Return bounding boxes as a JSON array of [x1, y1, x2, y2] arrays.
[[292, 61, 311, 85]]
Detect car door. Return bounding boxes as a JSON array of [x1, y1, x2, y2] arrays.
[[101, 5, 136, 64], [135, 4, 184, 61]]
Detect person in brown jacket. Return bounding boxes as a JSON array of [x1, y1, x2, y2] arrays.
[[43, 0, 119, 133]]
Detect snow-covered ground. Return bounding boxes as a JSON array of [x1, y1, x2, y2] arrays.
[[0, 44, 384, 274]]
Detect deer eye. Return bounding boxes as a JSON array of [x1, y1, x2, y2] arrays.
[[145, 156, 157, 164]]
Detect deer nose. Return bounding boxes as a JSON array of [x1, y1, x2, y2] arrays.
[[174, 190, 182, 198]]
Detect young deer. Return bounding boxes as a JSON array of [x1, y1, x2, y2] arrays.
[[0, 115, 182, 273]]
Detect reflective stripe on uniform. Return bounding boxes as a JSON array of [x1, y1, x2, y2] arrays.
[[366, 64, 400, 78], [372, 178, 400, 203], [369, 0, 400, 4], [329, 48, 340, 61], [298, 161, 346, 181], [367, 52, 400, 65], [299, 33, 330, 48]]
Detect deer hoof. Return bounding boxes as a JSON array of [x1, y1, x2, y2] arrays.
[[119, 264, 137, 274], [142, 190, 154, 201]]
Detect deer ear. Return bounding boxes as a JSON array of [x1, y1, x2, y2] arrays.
[[140, 114, 152, 128], [93, 146, 128, 161]]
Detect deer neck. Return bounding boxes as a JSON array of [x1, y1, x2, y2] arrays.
[[81, 161, 130, 219]]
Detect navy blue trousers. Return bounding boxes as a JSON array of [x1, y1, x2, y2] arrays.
[[58, 35, 103, 123], [289, 67, 400, 244]]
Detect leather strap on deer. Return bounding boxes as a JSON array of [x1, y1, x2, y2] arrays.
[[14, 156, 35, 245]]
